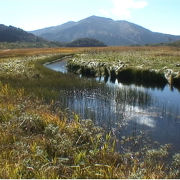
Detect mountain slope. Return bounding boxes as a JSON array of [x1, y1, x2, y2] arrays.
[[0, 24, 46, 42], [31, 16, 180, 46]]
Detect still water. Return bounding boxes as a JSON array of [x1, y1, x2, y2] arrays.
[[46, 60, 180, 151]]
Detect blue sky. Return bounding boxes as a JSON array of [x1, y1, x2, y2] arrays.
[[0, 0, 180, 35]]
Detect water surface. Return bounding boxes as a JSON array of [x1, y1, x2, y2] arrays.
[[46, 60, 180, 151]]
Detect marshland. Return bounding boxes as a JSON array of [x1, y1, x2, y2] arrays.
[[0, 46, 180, 178]]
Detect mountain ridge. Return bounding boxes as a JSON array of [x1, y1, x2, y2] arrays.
[[31, 16, 180, 46]]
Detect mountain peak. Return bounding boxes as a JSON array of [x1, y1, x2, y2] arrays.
[[88, 15, 112, 19], [79, 15, 113, 22], [31, 16, 180, 46]]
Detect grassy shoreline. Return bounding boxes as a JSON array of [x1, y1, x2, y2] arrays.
[[67, 46, 180, 88], [0, 47, 180, 178]]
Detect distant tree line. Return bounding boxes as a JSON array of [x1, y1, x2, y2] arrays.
[[65, 38, 107, 47], [145, 40, 180, 47]]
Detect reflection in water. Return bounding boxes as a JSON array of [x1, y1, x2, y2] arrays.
[[46, 60, 180, 151], [59, 86, 152, 128]]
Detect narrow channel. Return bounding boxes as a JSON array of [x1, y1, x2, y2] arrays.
[[45, 59, 180, 152]]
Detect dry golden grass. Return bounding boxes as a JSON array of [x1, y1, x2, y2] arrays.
[[1, 46, 179, 58], [0, 47, 82, 58]]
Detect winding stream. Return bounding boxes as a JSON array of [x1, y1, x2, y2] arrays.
[[46, 59, 180, 151]]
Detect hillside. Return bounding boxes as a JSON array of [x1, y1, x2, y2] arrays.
[[0, 24, 63, 48], [31, 16, 180, 46], [66, 38, 106, 47], [0, 24, 46, 42]]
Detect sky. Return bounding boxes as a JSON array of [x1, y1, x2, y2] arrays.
[[0, 0, 180, 35]]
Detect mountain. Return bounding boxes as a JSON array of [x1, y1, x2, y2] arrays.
[[0, 24, 47, 43], [66, 38, 106, 47], [32, 21, 76, 37], [31, 16, 180, 46]]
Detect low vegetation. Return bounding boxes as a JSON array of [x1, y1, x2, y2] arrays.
[[0, 47, 180, 178], [67, 46, 180, 88], [151, 40, 180, 47], [0, 38, 106, 49], [0, 41, 62, 49], [169, 40, 180, 47]]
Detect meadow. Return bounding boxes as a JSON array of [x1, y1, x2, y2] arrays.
[[0, 47, 180, 178]]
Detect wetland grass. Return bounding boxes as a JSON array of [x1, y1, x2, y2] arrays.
[[0, 47, 180, 178], [68, 46, 180, 88]]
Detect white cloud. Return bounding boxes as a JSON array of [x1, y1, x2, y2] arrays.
[[100, 0, 148, 19]]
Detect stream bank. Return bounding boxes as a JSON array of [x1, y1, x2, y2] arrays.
[[67, 57, 180, 89]]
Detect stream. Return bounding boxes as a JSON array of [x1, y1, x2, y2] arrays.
[[45, 59, 180, 152]]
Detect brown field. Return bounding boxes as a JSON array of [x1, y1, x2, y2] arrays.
[[1, 46, 179, 58], [0, 47, 81, 58]]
